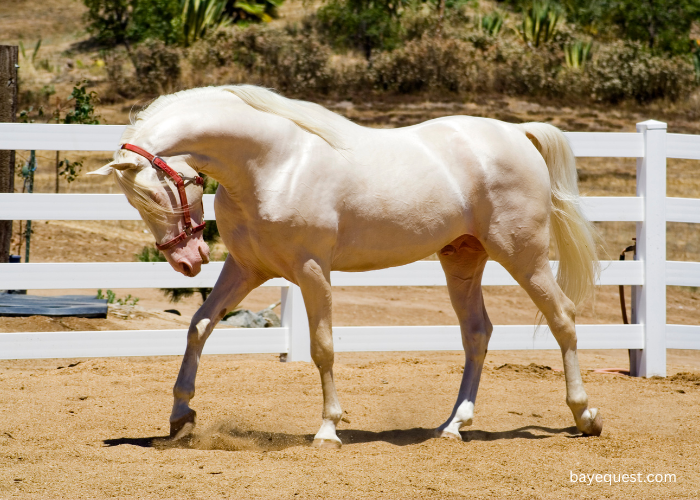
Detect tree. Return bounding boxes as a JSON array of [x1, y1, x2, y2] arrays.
[[608, 0, 700, 55], [318, 0, 407, 61], [84, 0, 183, 50]]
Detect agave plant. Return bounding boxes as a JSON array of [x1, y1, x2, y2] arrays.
[[692, 40, 700, 83], [564, 40, 593, 70], [181, 0, 283, 45], [476, 10, 505, 37], [519, 0, 561, 48], [182, 0, 230, 46]]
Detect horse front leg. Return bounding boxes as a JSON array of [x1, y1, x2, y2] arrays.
[[170, 256, 264, 438], [295, 259, 343, 449]]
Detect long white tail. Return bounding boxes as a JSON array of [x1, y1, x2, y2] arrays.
[[518, 122, 600, 307]]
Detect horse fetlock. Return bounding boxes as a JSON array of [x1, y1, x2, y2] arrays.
[[566, 392, 589, 413], [173, 383, 195, 402], [323, 406, 343, 424]]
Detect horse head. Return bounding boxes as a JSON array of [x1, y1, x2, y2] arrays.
[[90, 148, 210, 277]]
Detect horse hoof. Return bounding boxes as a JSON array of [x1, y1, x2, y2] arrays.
[[170, 409, 197, 439], [312, 438, 342, 449], [579, 408, 603, 437], [436, 429, 462, 441]]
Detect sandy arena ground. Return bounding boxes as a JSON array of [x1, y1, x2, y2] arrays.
[[1, 350, 699, 499]]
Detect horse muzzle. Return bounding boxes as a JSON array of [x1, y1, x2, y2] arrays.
[[163, 234, 210, 277]]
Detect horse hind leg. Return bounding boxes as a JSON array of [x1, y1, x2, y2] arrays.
[[482, 235, 603, 436], [437, 236, 492, 439]]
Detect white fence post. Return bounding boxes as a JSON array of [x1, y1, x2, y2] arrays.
[[630, 120, 667, 377], [280, 284, 311, 362]]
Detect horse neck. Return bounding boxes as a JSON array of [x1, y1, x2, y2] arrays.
[[139, 101, 298, 194]]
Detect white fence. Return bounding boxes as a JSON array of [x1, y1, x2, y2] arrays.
[[1, 121, 699, 377]]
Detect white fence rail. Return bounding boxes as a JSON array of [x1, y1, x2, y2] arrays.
[[1, 122, 699, 377]]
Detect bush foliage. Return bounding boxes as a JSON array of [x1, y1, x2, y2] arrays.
[[99, 0, 699, 105]]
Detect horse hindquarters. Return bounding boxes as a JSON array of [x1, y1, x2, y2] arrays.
[[475, 123, 602, 436], [437, 236, 492, 439]]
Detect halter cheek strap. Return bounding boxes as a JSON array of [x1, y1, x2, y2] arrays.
[[121, 143, 206, 251]]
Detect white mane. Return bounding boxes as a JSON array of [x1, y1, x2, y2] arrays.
[[115, 85, 350, 221], [119, 85, 348, 152]]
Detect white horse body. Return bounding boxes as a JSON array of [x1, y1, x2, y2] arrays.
[[93, 86, 602, 447]]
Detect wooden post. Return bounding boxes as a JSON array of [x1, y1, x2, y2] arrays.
[[0, 46, 18, 264], [281, 284, 311, 362], [630, 120, 667, 377]]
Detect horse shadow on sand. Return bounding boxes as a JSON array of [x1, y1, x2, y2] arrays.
[[103, 423, 581, 451]]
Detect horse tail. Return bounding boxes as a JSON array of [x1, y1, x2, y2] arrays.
[[518, 122, 600, 307]]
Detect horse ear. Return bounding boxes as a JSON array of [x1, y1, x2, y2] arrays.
[[87, 162, 133, 176]]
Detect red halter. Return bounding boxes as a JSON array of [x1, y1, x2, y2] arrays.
[[121, 143, 206, 251]]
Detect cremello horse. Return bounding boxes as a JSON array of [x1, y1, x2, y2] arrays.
[[91, 85, 602, 447]]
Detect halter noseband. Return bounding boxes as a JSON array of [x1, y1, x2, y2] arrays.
[[121, 143, 206, 251]]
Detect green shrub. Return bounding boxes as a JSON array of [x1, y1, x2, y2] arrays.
[[317, 0, 406, 61], [588, 41, 695, 103], [96, 289, 139, 306], [190, 25, 331, 92], [608, 0, 700, 55], [372, 36, 482, 93], [84, 0, 284, 49], [83, 0, 182, 49], [133, 40, 182, 95], [492, 41, 563, 97]]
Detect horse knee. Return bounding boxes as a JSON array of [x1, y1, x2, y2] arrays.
[[187, 318, 212, 345]]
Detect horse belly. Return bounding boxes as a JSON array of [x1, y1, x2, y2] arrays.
[[331, 209, 470, 272]]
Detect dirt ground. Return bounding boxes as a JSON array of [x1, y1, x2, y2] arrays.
[[0, 350, 699, 499]]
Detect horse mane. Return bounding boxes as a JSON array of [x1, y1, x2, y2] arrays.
[[114, 168, 190, 223], [115, 85, 349, 221], [119, 85, 348, 152]]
